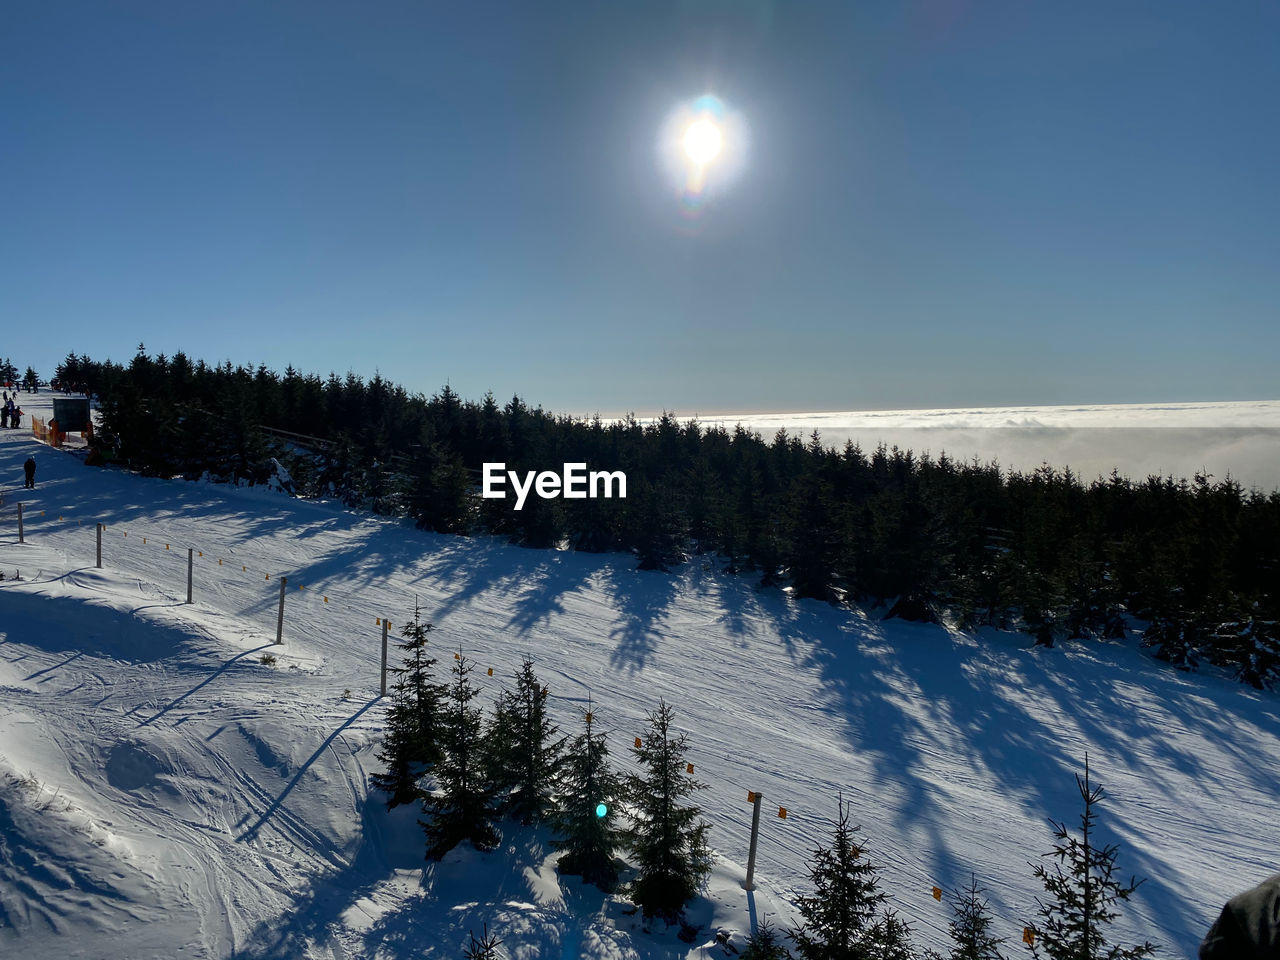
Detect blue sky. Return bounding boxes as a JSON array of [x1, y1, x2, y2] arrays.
[[3, 1, 1276, 415]]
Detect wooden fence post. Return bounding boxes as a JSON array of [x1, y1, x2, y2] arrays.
[[96, 523, 103, 568], [17, 503, 24, 544], [275, 576, 287, 644], [186, 548, 193, 604], [745, 790, 763, 892], [380, 619, 389, 696]]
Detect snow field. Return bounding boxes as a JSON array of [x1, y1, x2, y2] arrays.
[[1, 391, 1278, 958]]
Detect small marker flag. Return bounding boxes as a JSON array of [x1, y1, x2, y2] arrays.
[[1023, 929, 1035, 946], [487, 667, 493, 676], [634, 737, 642, 749], [932, 886, 942, 901], [376, 617, 381, 626], [686, 763, 694, 774], [747, 791, 757, 803], [324, 596, 329, 603], [454, 652, 461, 660], [584, 712, 593, 723], [165, 544, 169, 550], [778, 807, 788, 819], [199, 551, 203, 557]]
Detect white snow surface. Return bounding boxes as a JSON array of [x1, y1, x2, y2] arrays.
[[1, 392, 1278, 959]]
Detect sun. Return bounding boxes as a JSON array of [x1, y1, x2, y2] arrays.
[[683, 117, 723, 166]]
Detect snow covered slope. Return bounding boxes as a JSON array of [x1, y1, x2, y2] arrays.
[[1, 393, 1277, 959]]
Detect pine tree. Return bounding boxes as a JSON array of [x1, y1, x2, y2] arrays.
[[788, 796, 888, 960], [462, 923, 503, 959], [422, 649, 499, 860], [370, 605, 446, 808], [945, 875, 1006, 960], [625, 699, 712, 920], [1025, 757, 1157, 960], [487, 659, 566, 824], [552, 698, 625, 891], [742, 916, 792, 960]]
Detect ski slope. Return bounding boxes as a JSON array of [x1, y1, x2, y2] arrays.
[[1, 392, 1277, 959]]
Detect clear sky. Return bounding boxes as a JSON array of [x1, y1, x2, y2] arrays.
[[3, 1, 1276, 416]]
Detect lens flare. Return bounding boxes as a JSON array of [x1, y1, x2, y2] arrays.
[[658, 93, 748, 227]]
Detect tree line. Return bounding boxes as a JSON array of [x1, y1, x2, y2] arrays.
[[379, 608, 1156, 960], [63, 347, 1280, 688]]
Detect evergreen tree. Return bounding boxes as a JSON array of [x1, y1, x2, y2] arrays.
[[370, 605, 446, 808], [487, 659, 566, 824], [789, 796, 887, 960], [1025, 758, 1157, 960], [553, 698, 625, 891], [625, 699, 711, 920], [422, 649, 499, 859], [462, 923, 502, 959], [945, 875, 1006, 960], [742, 916, 793, 960], [23, 366, 38, 392]]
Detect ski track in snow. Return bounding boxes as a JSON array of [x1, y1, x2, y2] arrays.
[[1, 393, 1278, 959]]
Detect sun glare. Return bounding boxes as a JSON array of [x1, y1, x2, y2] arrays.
[[659, 94, 747, 220], [683, 117, 723, 166]]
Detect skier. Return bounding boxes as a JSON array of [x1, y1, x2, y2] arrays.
[[24, 456, 35, 489], [11, 406, 22, 428], [1200, 872, 1280, 957], [0, 405, 7, 429]]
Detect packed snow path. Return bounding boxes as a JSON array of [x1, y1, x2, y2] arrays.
[[1, 392, 1277, 958]]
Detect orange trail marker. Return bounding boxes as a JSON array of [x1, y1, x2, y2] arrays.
[[265, 573, 270, 580], [584, 712, 593, 723], [747, 790, 757, 803], [932, 886, 942, 902], [142, 537, 147, 544], [198, 551, 203, 557], [165, 544, 169, 550], [686, 763, 695, 774], [1023, 929, 1035, 946], [324, 596, 329, 603], [242, 565, 246, 572], [634, 737, 642, 749], [777, 807, 788, 819], [376, 617, 381, 626], [454, 652, 461, 660], [487, 667, 493, 676]]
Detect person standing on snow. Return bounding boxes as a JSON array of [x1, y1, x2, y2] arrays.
[[23, 456, 36, 489]]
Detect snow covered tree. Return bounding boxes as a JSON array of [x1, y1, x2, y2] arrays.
[[487, 659, 566, 824], [789, 796, 898, 960], [370, 605, 446, 808], [552, 698, 625, 891], [422, 649, 499, 859], [1025, 758, 1157, 960], [625, 699, 711, 920], [944, 875, 1006, 960]]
